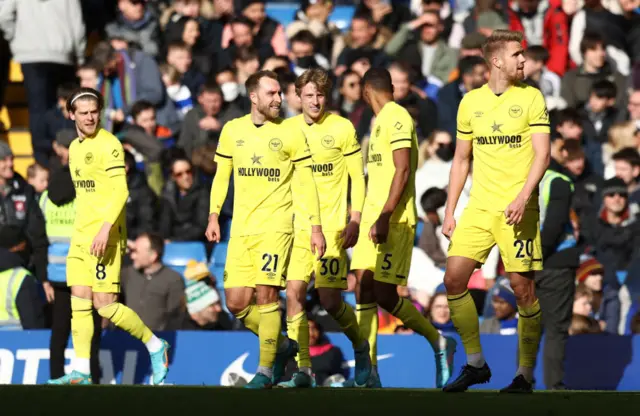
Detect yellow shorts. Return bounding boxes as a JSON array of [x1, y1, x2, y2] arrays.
[[66, 243, 123, 293], [448, 206, 543, 273], [224, 232, 293, 289], [287, 230, 348, 289], [350, 222, 415, 287]]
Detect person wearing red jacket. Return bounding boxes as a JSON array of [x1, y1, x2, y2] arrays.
[[507, 0, 569, 76]]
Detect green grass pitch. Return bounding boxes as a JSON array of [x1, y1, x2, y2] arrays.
[[2, 386, 639, 416]]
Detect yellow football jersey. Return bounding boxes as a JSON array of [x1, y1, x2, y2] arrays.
[[362, 102, 418, 225], [291, 113, 362, 232], [68, 128, 127, 245], [214, 115, 312, 237], [457, 82, 550, 212]]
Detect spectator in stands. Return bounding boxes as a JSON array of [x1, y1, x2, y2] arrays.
[[419, 0, 454, 43], [160, 157, 209, 242], [628, 90, 640, 124], [334, 70, 365, 129], [307, 318, 349, 386], [581, 80, 619, 146], [280, 72, 301, 119], [0, 247, 45, 329], [221, 0, 287, 57], [221, 16, 274, 70], [26, 163, 48, 200], [576, 256, 605, 320], [106, 0, 161, 57], [569, 314, 602, 335], [573, 285, 594, 317], [91, 41, 165, 132], [288, 30, 331, 76], [159, 63, 194, 123], [480, 280, 519, 335], [164, 16, 213, 79], [166, 41, 206, 98], [442, 32, 487, 83], [417, 187, 448, 269], [232, 46, 261, 98], [507, 0, 569, 76], [43, 83, 77, 166], [560, 32, 627, 111], [384, 11, 458, 85], [612, 147, 640, 207], [182, 261, 234, 330], [523, 46, 566, 111], [286, 0, 344, 67], [77, 63, 100, 89], [122, 232, 186, 331], [178, 82, 242, 160], [437, 56, 488, 140], [335, 11, 391, 76], [415, 130, 453, 213], [124, 151, 158, 244], [427, 291, 455, 335], [621, 0, 640, 65], [215, 67, 249, 112], [0, 0, 84, 166], [356, 0, 413, 33], [0, 142, 48, 294], [555, 108, 604, 176]]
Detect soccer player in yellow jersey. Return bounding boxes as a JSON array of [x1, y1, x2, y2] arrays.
[[442, 30, 550, 393], [47, 88, 170, 386], [349, 68, 457, 388], [277, 69, 371, 388], [205, 71, 326, 389]]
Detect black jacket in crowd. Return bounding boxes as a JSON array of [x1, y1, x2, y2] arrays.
[[159, 179, 209, 241], [541, 160, 581, 269], [0, 173, 48, 283], [0, 247, 45, 328], [126, 170, 158, 240]]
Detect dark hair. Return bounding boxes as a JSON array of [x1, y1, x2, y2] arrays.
[[230, 15, 255, 30], [561, 139, 585, 160], [90, 41, 117, 72], [361, 68, 393, 94], [198, 81, 223, 97], [66, 87, 104, 113], [57, 82, 79, 101], [290, 30, 317, 47], [458, 55, 486, 76], [124, 149, 136, 171], [580, 31, 605, 56], [351, 9, 375, 26], [139, 232, 165, 261], [590, 79, 617, 100], [420, 187, 447, 214], [233, 45, 259, 63], [612, 147, 640, 168], [556, 108, 582, 127], [166, 40, 192, 54], [245, 70, 279, 94], [130, 100, 155, 121], [279, 71, 297, 92], [525, 45, 550, 64]]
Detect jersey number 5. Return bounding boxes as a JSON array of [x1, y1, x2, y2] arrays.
[[514, 239, 533, 259]]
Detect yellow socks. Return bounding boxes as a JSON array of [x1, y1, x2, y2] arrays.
[[257, 302, 282, 369], [448, 290, 484, 366], [71, 296, 93, 374], [391, 298, 442, 350], [287, 311, 311, 369], [235, 304, 261, 335], [356, 303, 378, 366], [517, 299, 542, 380], [97, 302, 153, 344], [331, 301, 364, 348]]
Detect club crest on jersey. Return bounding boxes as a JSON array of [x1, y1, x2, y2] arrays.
[[509, 105, 523, 118], [269, 138, 283, 152], [84, 152, 94, 164], [321, 135, 335, 148], [375, 126, 380, 137]]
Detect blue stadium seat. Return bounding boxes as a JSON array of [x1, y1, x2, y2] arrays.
[[343, 292, 357, 307], [265, 4, 354, 30], [210, 241, 229, 266], [414, 220, 425, 246], [210, 266, 225, 287], [219, 217, 233, 242], [163, 242, 207, 277], [47, 243, 69, 284]]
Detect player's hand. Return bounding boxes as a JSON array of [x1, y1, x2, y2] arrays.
[[504, 195, 527, 225], [90, 224, 111, 258], [205, 214, 221, 243], [340, 220, 360, 249], [42, 281, 55, 303], [310, 226, 327, 260], [369, 214, 390, 245], [441, 212, 456, 240]]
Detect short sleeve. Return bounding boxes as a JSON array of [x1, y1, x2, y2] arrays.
[[456, 95, 473, 141], [289, 125, 312, 167], [528, 89, 551, 134], [342, 121, 361, 157], [105, 140, 125, 176], [214, 123, 234, 163], [389, 107, 415, 151]]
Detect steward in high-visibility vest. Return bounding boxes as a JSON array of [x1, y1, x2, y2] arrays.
[[39, 187, 75, 284], [0, 247, 46, 329]]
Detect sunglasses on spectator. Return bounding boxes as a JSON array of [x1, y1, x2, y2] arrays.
[[173, 169, 192, 178]]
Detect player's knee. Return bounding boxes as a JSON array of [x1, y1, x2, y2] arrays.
[[443, 273, 466, 295], [92, 292, 117, 310], [372, 281, 398, 312], [286, 285, 305, 310], [510, 275, 535, 305], [225, 297, 249, 316], [318, 289, 341, 315]]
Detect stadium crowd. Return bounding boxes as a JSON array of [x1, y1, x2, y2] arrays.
[[1, 0, 640, 383]]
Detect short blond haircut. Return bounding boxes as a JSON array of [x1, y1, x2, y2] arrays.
[[26, 162, 47, 179], [482, 29, 524, 62], [295, 68, 333, 97], [159, 63, 181, 84]]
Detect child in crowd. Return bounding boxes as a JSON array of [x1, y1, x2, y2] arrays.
[[26, 163, 49, 200], [160, 63, 194, 119]]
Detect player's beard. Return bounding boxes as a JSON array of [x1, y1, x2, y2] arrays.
[[77, 122, 99, 138], [258, 100, 280, 121]]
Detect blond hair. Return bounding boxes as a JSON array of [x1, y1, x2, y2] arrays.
[[607, 121, 637, 151], [482, 29, 524, 62], [295, 68, 333, 97], [159, 63, 181, 84], [26, 162, 47, 179]]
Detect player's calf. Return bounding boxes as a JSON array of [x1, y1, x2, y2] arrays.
[[285, 281, 312, 376], [508, 272, 541, 385]]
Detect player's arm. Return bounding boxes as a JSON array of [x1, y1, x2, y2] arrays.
[[370, 113, 413, 245], [206, 124, 234, 242], [505, 91, 551, 225], [92, 143, 129, 257], [442, 95, 473, 239], [342, 127, 365, 248]]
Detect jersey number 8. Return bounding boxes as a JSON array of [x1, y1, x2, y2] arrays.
[[96, 263, 107, 280]]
